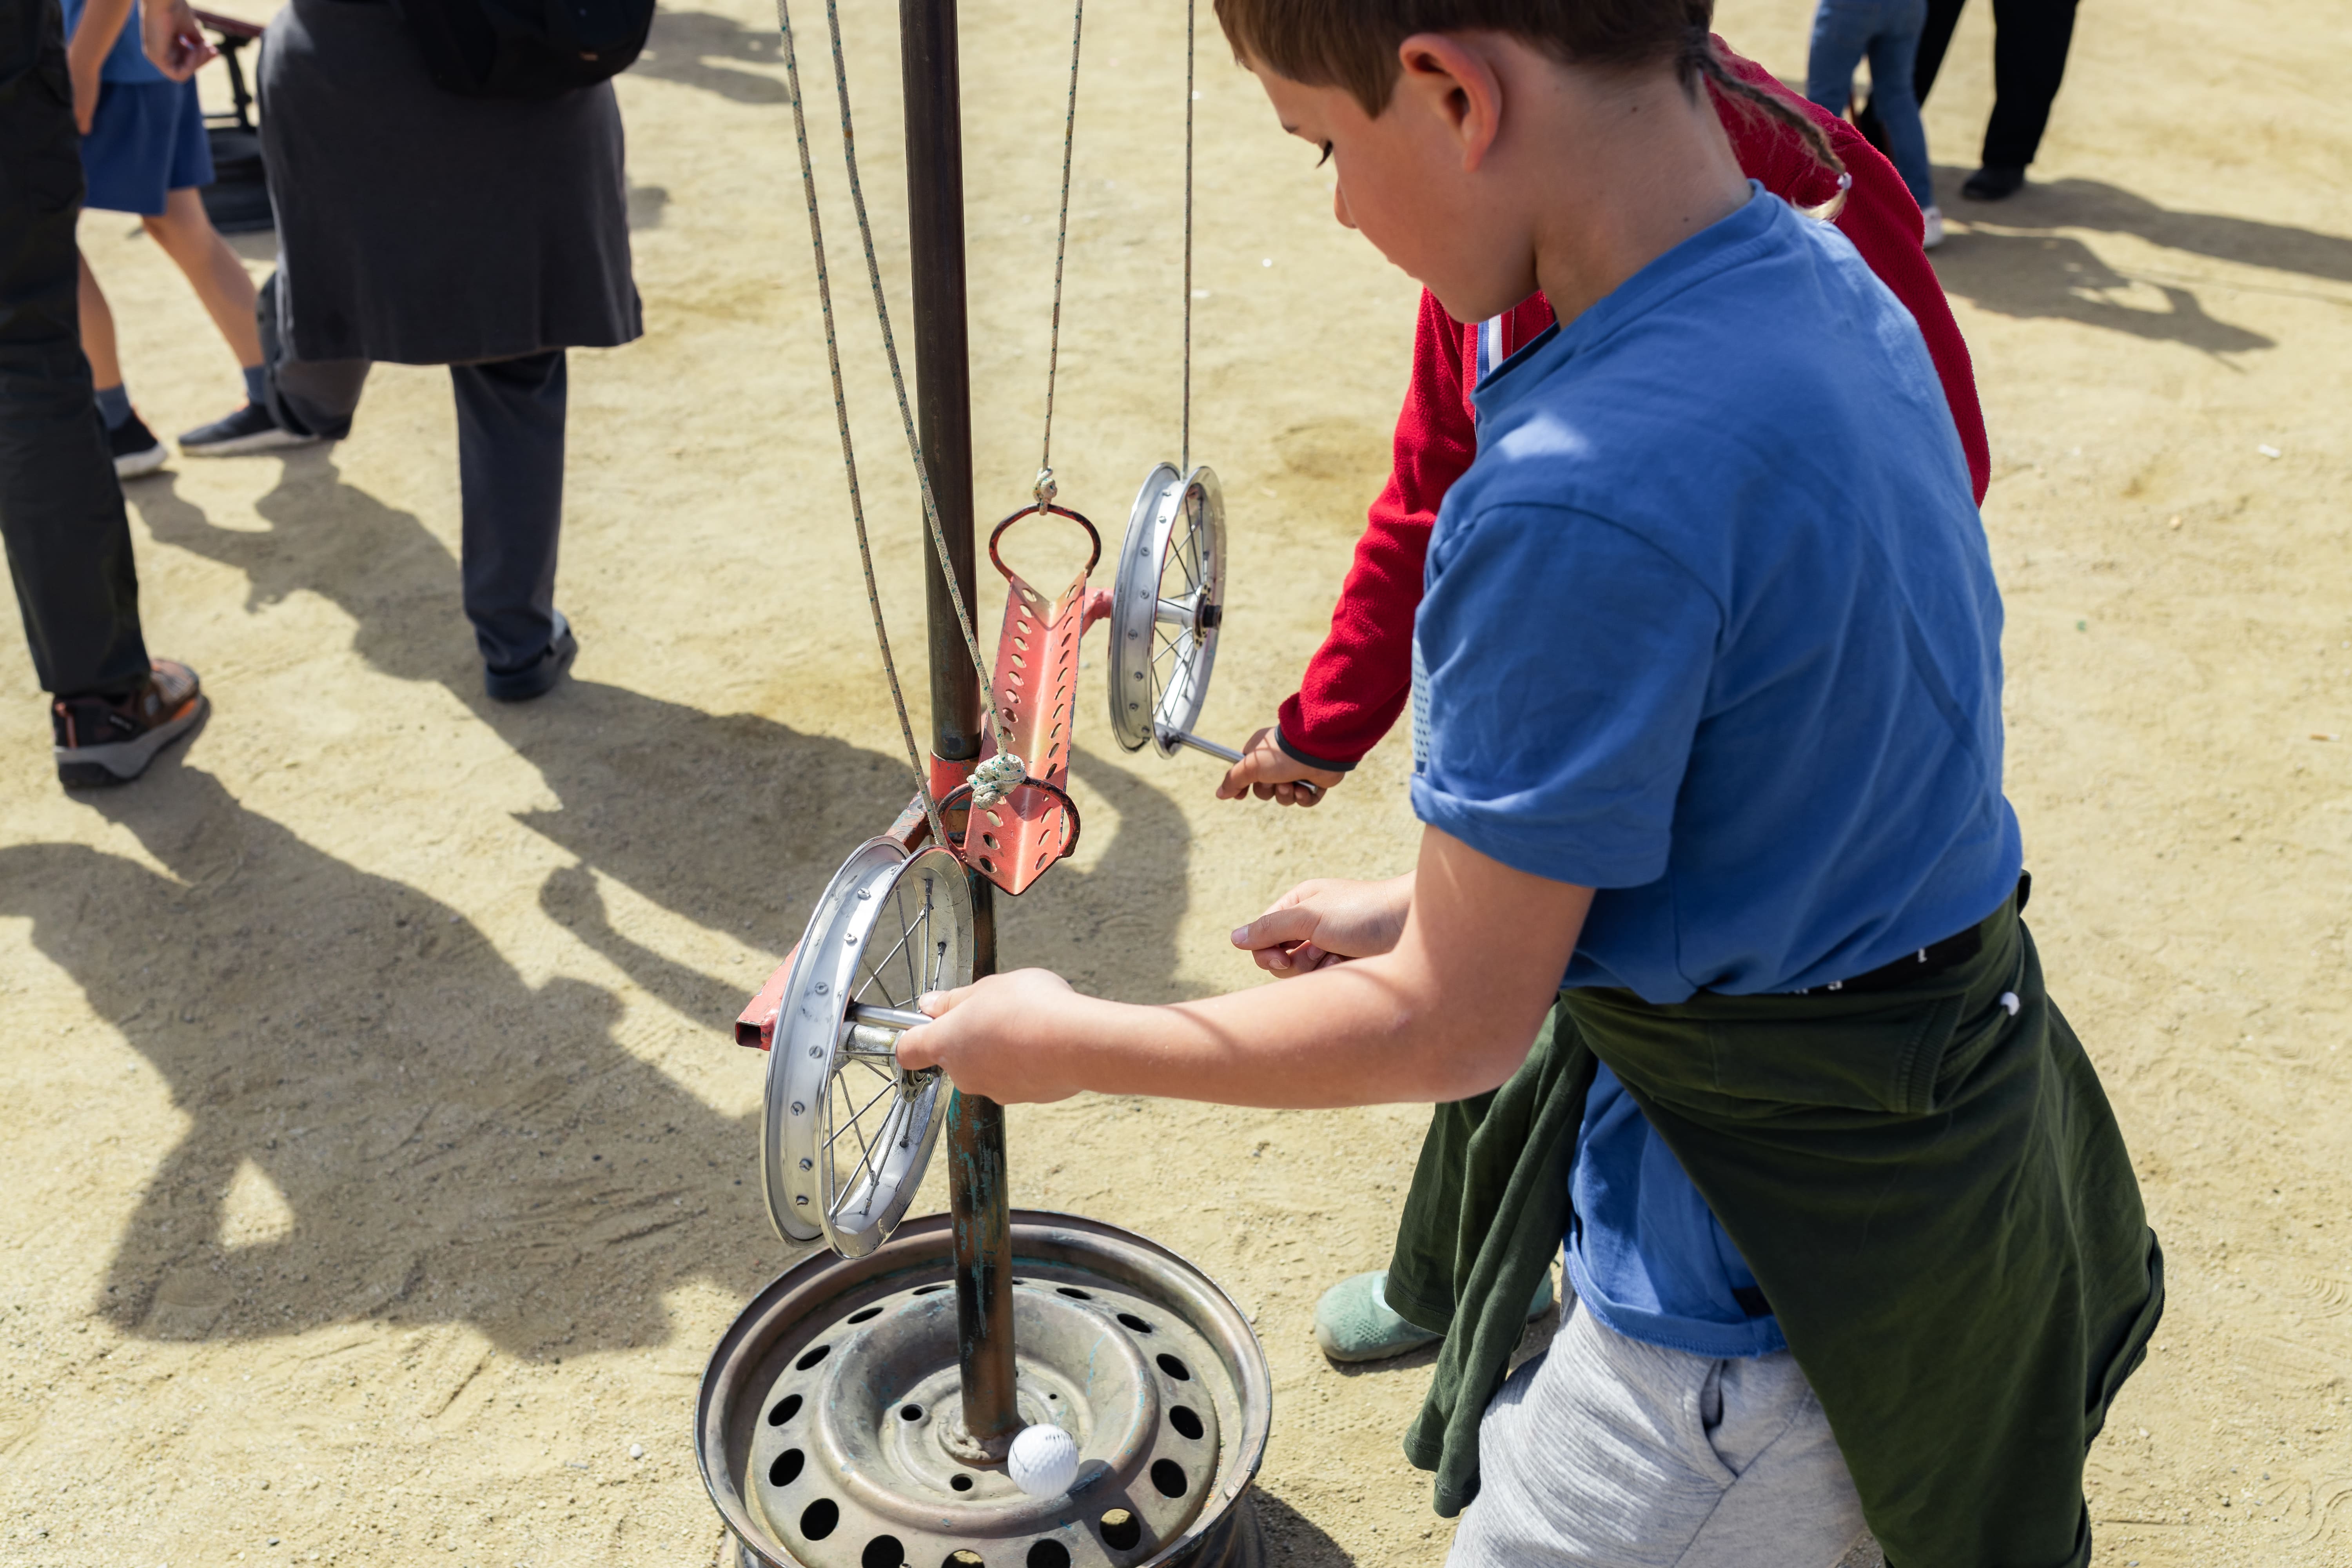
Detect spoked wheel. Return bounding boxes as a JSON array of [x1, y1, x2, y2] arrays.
[[1109, 463, 1225, 756], [763, 841, 973, 1258]]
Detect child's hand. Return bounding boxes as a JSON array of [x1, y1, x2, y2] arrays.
[[896, 970, 1090, 1105], [140, 0, 216, 81], [1230, 873, 1413, 977], [1216, 725, 1344, 807]]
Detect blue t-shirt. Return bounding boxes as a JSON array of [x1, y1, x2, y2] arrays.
[[64, 0, 169, 85], [1410, 185, 2022, 1352], [1567, 1064, 1784, 1356]]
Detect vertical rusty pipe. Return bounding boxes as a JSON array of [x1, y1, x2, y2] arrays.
[[900, 0, 1019, 1459]]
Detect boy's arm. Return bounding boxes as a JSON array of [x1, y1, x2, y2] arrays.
[[68, 0, 136, 131], [1218, 289, 1475, 802], [899, 826, 1588, 1108]]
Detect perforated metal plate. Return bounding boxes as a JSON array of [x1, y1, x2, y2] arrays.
[[763, 842, 972, 1258], [1108, 465, 1224, 757]]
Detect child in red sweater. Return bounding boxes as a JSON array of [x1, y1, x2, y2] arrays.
[[1218, 39, 1991, 805]]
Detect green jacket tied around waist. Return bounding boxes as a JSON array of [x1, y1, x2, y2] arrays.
[[1385, 892, 2163, 1568]]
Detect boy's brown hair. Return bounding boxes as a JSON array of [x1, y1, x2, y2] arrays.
[[1212, 0, 1843, 182]]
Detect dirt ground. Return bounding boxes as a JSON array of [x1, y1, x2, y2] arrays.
[[4, 0, 2348, 1561]]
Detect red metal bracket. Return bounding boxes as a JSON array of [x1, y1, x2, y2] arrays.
[[738, 510, 1105, 1045], [964, 506, 1096, 896]]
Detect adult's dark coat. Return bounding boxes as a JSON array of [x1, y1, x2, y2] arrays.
[[257, 0, 640, 366]]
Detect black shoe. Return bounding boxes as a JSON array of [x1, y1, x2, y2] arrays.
[[52, 659, 207, 786], [484, 611, 578, 702], [1961, 165, 2027, 201], [109, 411, 168, 479], [179, 401, 318, 457]]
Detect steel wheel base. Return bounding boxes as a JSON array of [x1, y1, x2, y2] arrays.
[[700, 1212, 1271, 1568]]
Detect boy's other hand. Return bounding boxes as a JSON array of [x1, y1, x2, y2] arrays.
[[1216, 725, 1345, 807], [141, 0, 216, 81], [1231, 873, 1413, 977], [896, 970, 1089, 1105]]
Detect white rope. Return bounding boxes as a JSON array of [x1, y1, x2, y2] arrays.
[[1032, 0, 1084, 515], [781, 0, 1041, 817], [773, 0, 949, 851], [1181, 0, 1194, 471]]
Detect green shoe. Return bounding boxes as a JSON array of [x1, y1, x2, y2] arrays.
[[1311, 1269, 1557, 1365]]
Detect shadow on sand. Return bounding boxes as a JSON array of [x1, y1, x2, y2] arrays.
[[61, 458, 1193, 1352], [1928, 171, 2352, 354]]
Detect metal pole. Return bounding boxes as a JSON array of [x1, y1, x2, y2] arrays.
[[898, 0, 1020, 1463]]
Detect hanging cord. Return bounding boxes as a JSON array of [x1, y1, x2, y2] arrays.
[[801, 0, 1038, 806], [1180, 0, 1194, 471], [1031, 0, 1085, 515], [774, 0, 949, 851]]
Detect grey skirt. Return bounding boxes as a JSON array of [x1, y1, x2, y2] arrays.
[[257, 0, 641, 365]]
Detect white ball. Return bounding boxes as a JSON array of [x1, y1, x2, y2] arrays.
[[1006, 1422, 1080, 1498]]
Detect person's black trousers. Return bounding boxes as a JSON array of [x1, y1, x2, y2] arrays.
[[260, 274, 568, 675], [1913, 0, 2080, 171], [0, 0, 151, 699]]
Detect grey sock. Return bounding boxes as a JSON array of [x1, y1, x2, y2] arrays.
[[242, 364, 267, 406], [95, 383, 132, 430]]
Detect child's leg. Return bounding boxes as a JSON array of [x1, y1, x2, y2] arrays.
[[142, 188, 264, 376], [1864, 0, 1938, 211], [1804, 0, 1876, 121], [75, 251, 125, 392], [1448, 1301, 1866, 1568]]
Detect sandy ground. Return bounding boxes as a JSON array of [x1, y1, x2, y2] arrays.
[[4, 0, 2349, 1561]]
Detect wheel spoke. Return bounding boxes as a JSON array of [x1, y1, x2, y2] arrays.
[[861, 910, 922, 1005]]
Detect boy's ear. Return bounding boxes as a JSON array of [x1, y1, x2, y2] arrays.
[[1394, 33, 1505, 171]]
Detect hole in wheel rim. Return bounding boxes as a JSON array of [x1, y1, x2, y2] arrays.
[[846, 1306, 884, 1325], [862, 1536, 907, 1568], [949, 1473, 975, 1493], [1098, 1508, 1142, 1551], [900, 1403, 924, 1421], [1116, 1312, 1152, 1334], [1025, 1542, 1071, 1568], [1150, 1459, 1188, 1498], [769, 1448, 805, 1486], [1055, 1286, 1092, 1300], [768, 1393, 803, 1426], [797, 1343, 832, 1371], [801, 1497, 840, 1540], [1155, 1352, 1191, 1382], [1168, 1405, 1203, 1441]]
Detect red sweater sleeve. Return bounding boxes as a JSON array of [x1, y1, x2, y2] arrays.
[[1278, 41, 1991, 769], [1274, 287, 1469, 770]]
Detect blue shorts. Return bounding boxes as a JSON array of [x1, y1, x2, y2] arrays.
[[80, 77, 213, 216]]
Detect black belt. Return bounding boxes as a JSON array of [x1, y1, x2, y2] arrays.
[[1780, 871, 2028, 997]]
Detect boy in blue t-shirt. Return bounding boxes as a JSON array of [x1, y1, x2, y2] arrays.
[[900, 2, 2157, 1564], [66, 0, 309, 475]]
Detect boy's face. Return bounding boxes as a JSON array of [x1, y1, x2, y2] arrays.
[[1250, 39, 1539, 324]]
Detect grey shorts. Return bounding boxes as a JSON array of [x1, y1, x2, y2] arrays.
[[1448, 1297, 1870, 1568]]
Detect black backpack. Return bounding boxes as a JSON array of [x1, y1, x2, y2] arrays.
[[393, 0, 656, 100]]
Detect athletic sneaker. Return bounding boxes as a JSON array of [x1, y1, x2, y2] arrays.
[[179, 401, 318, 457], [1311, 1268, 1556, 1364], [1921, 205, 1947, 250], [483, 610, 579, 702], [109, 410, 168, 479], [51, 659, 208, 787]]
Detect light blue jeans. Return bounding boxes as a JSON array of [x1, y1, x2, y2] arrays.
[[1806, 0, 1935, 212]]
